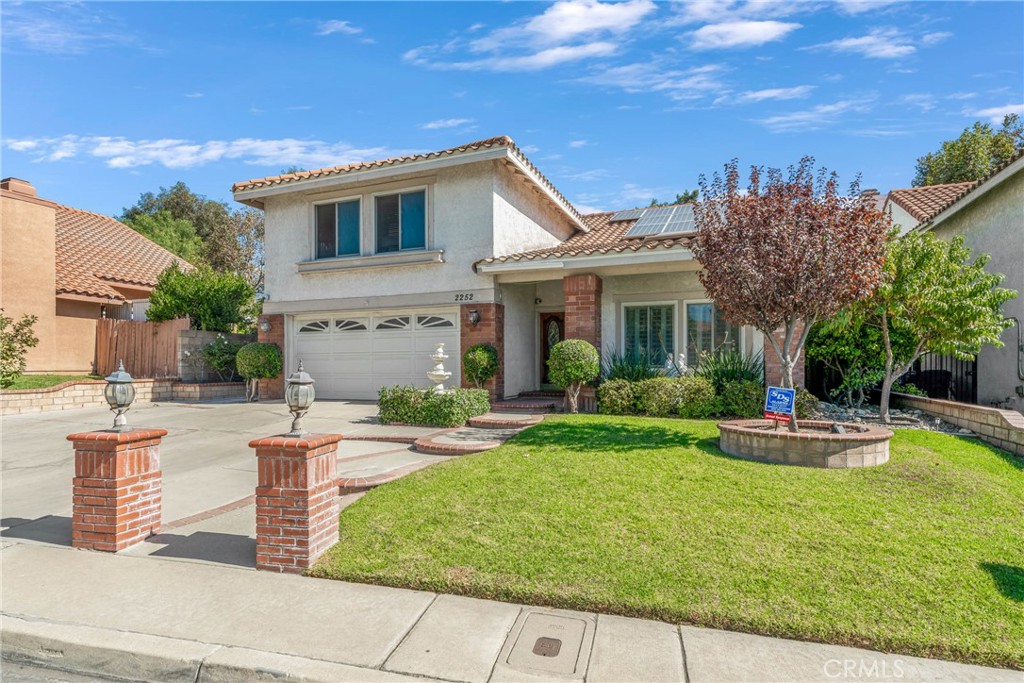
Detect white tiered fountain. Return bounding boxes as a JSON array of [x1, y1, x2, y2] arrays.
[[426, 343, 452, 393]]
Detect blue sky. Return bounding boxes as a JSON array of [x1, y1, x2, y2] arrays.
[[3, 1, 1022, 216]]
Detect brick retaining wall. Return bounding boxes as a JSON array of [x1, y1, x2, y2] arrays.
[[1, 380, 245, 415], [892, 393, 1024, 457]]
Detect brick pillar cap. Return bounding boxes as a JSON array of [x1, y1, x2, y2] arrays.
[[66, 428, 168, 443], [248, 433, 344, 450]]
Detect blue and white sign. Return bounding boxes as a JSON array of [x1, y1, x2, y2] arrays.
[[764, 386, 796, 422]]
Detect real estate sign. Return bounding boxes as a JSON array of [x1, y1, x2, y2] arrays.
[[764, 386, 796, 423]]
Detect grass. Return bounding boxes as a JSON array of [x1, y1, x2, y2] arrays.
[[4, 374, 103, 390], [311, 415, 1024, 670]]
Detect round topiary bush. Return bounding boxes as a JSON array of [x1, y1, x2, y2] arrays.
[[236, 342, 282, 402], [547, 339, 600, 414], [463, 343, 499, 389]]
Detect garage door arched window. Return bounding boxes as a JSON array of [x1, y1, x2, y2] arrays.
[[416, 314, 455, 329], [335, 319, 368, 332], [376, 316, 410, 330], [298, 320, 330, 333]]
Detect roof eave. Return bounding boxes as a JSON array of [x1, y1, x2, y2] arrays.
[[918, 154, 1024, 232], [476, 245, 694, 274], [502, 150, 587, 233]]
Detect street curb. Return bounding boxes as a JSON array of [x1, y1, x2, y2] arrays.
[[1, 615, 434, 683]]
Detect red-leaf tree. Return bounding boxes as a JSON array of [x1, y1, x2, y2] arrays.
[[691, 158, 890, 430]]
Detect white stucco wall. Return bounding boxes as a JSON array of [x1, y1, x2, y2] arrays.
[[887, 202, 919, 234], [929, 168, 1024, 410], [501, 283, 539, 397], [492, 164, 575, 257], [261, 162, 498, 312]]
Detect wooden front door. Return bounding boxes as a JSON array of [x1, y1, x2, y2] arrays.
[[540, 312, 565, 384]]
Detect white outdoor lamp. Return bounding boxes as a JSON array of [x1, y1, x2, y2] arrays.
[[104, 360, 137, 432], [284, 360, 316, 437]]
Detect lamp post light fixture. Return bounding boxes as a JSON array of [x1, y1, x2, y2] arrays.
[[284, 360, 316, 437], [104, 360, 137, 432]]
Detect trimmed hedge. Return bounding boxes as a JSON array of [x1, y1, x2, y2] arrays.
[[676, 376, 718, 418], [600, 376, 718, 418], [598, 379, 635, 415], [378, 386, 490, 428]]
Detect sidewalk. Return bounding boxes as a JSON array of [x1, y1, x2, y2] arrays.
[[1, 542, 1016, 683]]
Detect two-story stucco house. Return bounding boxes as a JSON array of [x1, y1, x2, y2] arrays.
[[233, 136, 779, 404]]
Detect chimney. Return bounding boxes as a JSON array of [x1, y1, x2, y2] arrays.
[[859, 188, 879, 197], [1, 178, 37, 198]]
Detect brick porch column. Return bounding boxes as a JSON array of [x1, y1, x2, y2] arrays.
[[68, 429, 166, 552], [257, 314, 285, 400], [250, 433, 342, 573], [460, 303, 504, 400], [563, 274, 603, 412], [763, 323, 807, 388]]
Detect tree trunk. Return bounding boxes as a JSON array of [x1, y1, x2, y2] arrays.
[[879, 374, 894, 424], [566, 383, 580, 414]]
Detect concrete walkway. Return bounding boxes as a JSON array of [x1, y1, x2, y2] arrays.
[[2, 542, 1016, 683]]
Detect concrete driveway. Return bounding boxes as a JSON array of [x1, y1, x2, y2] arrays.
[[0, 399, 433, 548]]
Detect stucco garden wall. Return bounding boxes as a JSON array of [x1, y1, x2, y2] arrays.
[[929, 168, 1024, 411], [1, 379, 245, 415], [178, 330, 256, 383]]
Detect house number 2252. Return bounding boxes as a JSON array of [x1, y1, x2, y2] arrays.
[[455, 293, 474, 301]]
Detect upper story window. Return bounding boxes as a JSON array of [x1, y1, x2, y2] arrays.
[[375, 190, 426, 253], [315, 198, 360, 259]]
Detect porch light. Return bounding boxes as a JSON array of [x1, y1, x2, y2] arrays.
[[284, 360, 316, 437], [104, 360, 136, 432], [258, 318, 272, 333], [468, 309, 481, 326]]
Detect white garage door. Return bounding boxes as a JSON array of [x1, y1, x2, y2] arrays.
[[291, 310, 460, 400]]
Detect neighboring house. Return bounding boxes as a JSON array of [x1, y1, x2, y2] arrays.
[[233, 136, 781, 403], [883, 151, 1024, 411], [0, 178, 191, 374]]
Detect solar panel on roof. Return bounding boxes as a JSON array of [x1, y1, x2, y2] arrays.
[[609, 208, 646, 222], [624, 204, 697, 238]]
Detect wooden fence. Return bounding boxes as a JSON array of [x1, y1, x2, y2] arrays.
[[95, 318, 190, 378]]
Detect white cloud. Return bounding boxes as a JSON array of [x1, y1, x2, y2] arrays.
[[920, 31, 952, 46], [405, 0, 653, 72], [3, 134, 405, 171], [420, 118, 475, 130], [901, 93, 936, 112], [2, 2, 138, 55], [184, 92, 204, 99], [520, 144, 541, 153], [578, 63, 727, 101], [689, 20, 801, 50], [810, 27, 916, 59], [568, 140, 589, 148], [316, 20, 362, 36], [967, 103, 1024, 124], [732, 85, 814, 103], [757, 99, 873, 133], [834, 0, 901, 15], [565, 168, 610, 181], [670, 1, 814, 25]]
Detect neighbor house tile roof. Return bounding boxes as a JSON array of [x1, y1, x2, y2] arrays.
[[475, 210, 695, 269], [55, 205, 191, 301], [232, 136, 586, 227], [887, 182, 977, 223]]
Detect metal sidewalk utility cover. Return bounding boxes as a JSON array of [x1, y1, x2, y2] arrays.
[[506, 612, 587, 674]]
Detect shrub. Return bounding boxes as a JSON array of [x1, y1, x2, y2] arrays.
[[0, 310, 39, 389], [147, 263, 256, 333], [892, 381, 927, 397], [378, 386, 490, 427], [719, 380, 766, 418], [676, 376, 718, 418], [548, 339, 600, 413], [634, 377, 682, 417], [598, 379, 636, 415], [201, 335, 244, 382], [602, 348, 663, 382], [796, 387, 820, 419], [236, 342, 282, 401], [696, 348, 764, 392], [463, 343, 499, 389]]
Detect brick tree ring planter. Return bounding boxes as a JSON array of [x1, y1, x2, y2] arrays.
[[718, 420, 893, 468]]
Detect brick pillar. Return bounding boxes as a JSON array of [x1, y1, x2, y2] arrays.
[[250, 433, 342, 573], [564, 274, 603, 412], [257, 314, 285, 400], [763, 324, 806, 388], [68, 429, 166, 552], [460, 303, 504, 400]]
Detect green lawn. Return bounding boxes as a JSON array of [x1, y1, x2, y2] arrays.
[[4, 374, 103, 390], [312, 415, 1024, 670]]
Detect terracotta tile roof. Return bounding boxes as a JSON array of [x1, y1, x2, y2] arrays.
[[55, 205, 192, 301], [887, 182, 977, 223], [475, 210, 695, 269], [231, 135, 586, 227], [916, 147, 1024, 227]]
